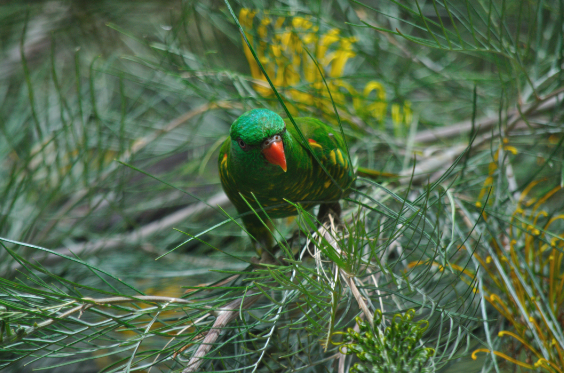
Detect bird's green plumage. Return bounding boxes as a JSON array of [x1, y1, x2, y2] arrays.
[[219, 109, 355, 251]]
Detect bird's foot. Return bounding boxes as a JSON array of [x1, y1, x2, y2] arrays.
[[317, 202, 342, 225]]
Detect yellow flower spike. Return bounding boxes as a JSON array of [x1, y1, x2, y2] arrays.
[[535, 358, 564, 373], [360, 81, 387, 122], [404, 101, 413, 124], [534, 210, 548, 223], [363, 81, 386, 100], [534, 360, 545, 368], [327, 36, 357, 77], [292, 16, 313, 30], [290, 34, 304, 55], [488, 162, 497, 174], [518, 178, 546, 206], [489, 301, 519, 327], [238, 9, 389, 126], [503, 138, 509, 144], [392, 103, 410, 137], [533, 186, 562, 213], [302, 31, 317, 45], [475, 201, 482, 208], [471, 348, 490, 359], [503, 145, 518, 154], [279, 30, 291, 50], [528, 316, 547, 341], [471, 349, 536, 369], [545, 216, 564, 234], [329, 49, 356, 78], [392, 104, 401, 125], [498, 331, 543, 359], [258, 17, 270, 39], [302, 58, 317, 83], [331, 80, 356, 105], [366, 102, 388, 123], [271, 44, 282, 58], [541, 244, 550, 253], [317, 29, 340, 61], [239, 8, 257, 28], [527, 225, 540, 235], [275, 16, 285, 28], [408, 261, 476, 280]]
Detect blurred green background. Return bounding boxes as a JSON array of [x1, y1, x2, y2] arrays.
[[1, 0, 563, 372]]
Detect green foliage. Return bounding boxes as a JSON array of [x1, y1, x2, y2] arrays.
[[334, 310, 435, 373], [0, 0, 562, 372]]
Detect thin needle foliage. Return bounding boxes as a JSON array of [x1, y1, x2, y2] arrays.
[[0, 0, 562, 372]]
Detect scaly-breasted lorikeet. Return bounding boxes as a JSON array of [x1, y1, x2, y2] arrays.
[[218, 109, 355, 253]]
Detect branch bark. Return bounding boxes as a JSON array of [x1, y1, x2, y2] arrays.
[[6, 192, 229, 273], [183, 292, 262, 373]]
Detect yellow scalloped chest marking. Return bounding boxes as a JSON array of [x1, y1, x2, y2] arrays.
[[329, 150, 337, 165], [336, 149, 344, 166], [221, 153, 228, 177], [308, 138, 322, 149]]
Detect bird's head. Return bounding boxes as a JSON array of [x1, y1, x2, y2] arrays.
[[229, 109, 288, 172]]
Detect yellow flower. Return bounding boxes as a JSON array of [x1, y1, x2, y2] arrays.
[[475, 143, 519, 207], [238, 9, 407, 129]]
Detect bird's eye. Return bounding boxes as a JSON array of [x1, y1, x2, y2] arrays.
[[237, 139, 247, 149]]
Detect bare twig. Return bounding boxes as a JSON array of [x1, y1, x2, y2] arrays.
[[317, 218, 374, 326], [402, 92, 564, 184], [414, 92, 563, 144], [1, 295, 192, 346], [7, 192, 229, 273], [183, 292, 262, 373], [1, 304, 85, 346], [148, 275, 243, 372], [345, 275, 374, 328], [82, 295, 192, 305], [33, 101, 236, 243]]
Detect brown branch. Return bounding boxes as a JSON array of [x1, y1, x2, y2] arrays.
[[402, 92, 564, 184], [414, 92, 563, 144], [82, 295, 192, 305], [33, 101, 236, 244], [2, 295, 193, 345], [7, 192, 229, 273], [182, 292, 262, 373]]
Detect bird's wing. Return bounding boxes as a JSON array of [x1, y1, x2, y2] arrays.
[[285, 117, 354, 192], [218, 137, 238, 203], [218, 137, 230, 175], [286, 117, 349, 165]]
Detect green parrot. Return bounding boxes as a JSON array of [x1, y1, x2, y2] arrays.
[[218, 108, 355, 253]]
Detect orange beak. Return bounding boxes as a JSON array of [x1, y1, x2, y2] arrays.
[[262, 140, 287, 172]]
